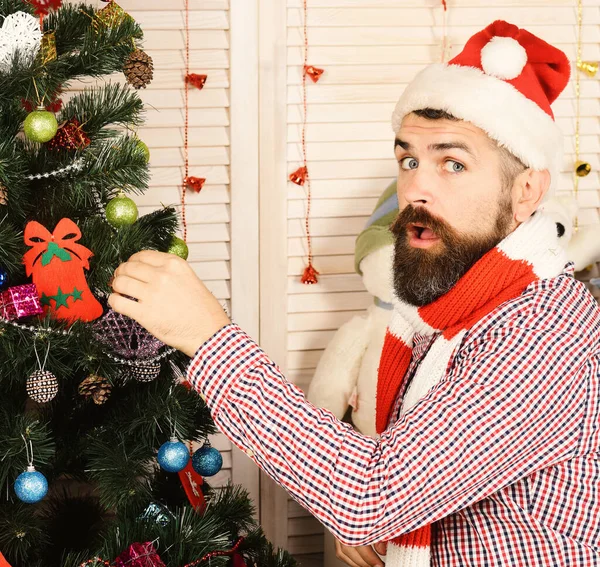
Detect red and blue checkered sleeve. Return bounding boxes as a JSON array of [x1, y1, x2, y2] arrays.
[[187, 300, 591, 546]]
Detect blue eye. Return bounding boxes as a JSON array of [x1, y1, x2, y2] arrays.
[[400, 157, 418, 170], [444, 160, 465, 173]]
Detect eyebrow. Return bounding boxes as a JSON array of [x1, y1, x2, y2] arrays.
[[394, 138, 478, 161]]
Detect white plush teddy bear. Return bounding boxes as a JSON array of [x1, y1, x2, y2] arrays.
[[307, 181, 398, 439]]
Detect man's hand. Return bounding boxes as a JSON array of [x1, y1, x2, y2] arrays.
[[108, 250, 231, 357], [334, 539, 387, 567]]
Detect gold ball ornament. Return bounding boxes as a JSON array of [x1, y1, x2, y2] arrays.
[[23, 109, 58, 143], [106, 194, 138, 228], [167, 236, 189, 260], [136, 139, 150, 163]]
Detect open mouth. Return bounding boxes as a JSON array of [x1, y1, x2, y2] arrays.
[[407, 223, 441, 247]]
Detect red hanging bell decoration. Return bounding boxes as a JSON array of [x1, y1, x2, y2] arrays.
[[304, 65, 324, 83], [184, 176, 206, 193], [186, 73, 208, 90], [289, 166, 308, 186], [301, 263, 319, 285], [46, 119, 91, 151]]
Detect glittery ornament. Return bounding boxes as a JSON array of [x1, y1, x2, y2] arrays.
[[191, 442, 222, 477], [30, 0, 62, 16], [14, 466, 48, 503], [185, 73, 207, 90], [130, 361, 161, 383], [26, 370, 59, 403], [0, 284, 43, 321], [301, 263, 319, 285], [78, 374, 111, 404], [124, 49, 154, 89], [136, 139, 150, 163], [184, 176, 205, 193], [114, 542, 165, 567], [139, 502, 173, 527], [40, 31, 56, 65], [575, 160, 591, 177], [0, 183, 7, 205], [157, 438, 189, 473], [167, 236, 188, 260], [304, 65, 324, 83], [93, 1, 131, 31], [23, 109, 58, 143], [577, 59, 598, 78], [289, 166, 307, 186], [106, 194, 138, 228], [0, 267, 8, 289], [46, 118, 90, 151]]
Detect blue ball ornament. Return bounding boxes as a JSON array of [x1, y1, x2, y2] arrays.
[[14, 466, 48, 503], [157, 438, 189, 473], [192, 444, 223, 477], [0, 267, 7, 289]]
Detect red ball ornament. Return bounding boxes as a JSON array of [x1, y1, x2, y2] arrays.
[[46, 119, 91, 151]]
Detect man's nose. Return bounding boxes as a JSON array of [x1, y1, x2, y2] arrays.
[[398, 167, 435, 207]]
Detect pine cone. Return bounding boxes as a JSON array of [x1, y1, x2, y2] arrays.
[[79, 374, 112, 405], [124, 49, 154, 89]]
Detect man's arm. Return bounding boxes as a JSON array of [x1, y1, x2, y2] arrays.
[[188, 317, 587, 546]]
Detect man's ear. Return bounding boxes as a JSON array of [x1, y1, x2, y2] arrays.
[[512, 169, 551, 222]]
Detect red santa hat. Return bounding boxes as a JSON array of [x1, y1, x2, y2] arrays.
[[392, 20, 570, 193]]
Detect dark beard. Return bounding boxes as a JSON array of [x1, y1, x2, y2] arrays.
[[391, 202, 513, 307]]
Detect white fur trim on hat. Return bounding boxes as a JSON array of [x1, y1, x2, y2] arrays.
[[481, 36, 528, 80], [391, 64, 563, 194]]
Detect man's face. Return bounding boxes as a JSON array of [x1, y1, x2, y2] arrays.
[[391, 113, 518, 306]]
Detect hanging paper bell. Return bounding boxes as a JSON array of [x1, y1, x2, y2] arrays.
[[184, 176, 206, 193], [185, 73, 208, 90], [576, 59, 598, 78], [575, 160, 591, 177], [289, 166, 308, 186], [304, 65, 324, 83]]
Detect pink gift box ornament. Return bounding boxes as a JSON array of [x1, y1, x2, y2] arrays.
[[0, 284, 43, 321]]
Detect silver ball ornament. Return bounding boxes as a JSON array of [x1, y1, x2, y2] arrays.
[[106, 194, 138, 228], [24, 109, 58, 143]]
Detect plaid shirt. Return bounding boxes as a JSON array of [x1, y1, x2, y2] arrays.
[[188, 264, 600, 566]]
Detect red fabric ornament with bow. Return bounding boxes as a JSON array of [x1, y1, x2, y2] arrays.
[[23, 218, 103, 324], [0, 551, 12, 567]]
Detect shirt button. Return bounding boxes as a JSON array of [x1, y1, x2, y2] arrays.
[[245, 449, 254, 458]]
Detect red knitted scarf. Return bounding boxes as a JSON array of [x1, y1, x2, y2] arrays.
[[374, 212, 565, 564]]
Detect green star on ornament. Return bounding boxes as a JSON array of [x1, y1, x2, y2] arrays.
[[40, 293, 52, 307], [51, 287, 71, 309], [71, 287, 83, 302]]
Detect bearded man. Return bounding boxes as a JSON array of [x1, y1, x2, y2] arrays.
[[109, 21, 600, 567]]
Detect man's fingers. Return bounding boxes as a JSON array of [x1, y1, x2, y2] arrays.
[[373, 541, 388, 556], [111, 275, 148, 302], [334, 540, 362, 567], [127, 249, 173, 267], [108, 292, 143, 320], [356, 545, 384, 566], [114, 260, 157, 284]]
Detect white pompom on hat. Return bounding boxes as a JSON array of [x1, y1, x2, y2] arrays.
[[391, 20, 571, 195]]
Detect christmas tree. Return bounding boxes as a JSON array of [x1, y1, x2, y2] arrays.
[[0, 1, 295, 566]]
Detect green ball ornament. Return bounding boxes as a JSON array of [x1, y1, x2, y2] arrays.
[[23, 109, 58, 143], [167, 236, 189, 260], [136, 139, 150, 163], [106, 194, 138, 228]]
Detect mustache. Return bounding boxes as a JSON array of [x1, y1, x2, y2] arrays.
[[390, 205, 456, 242]]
